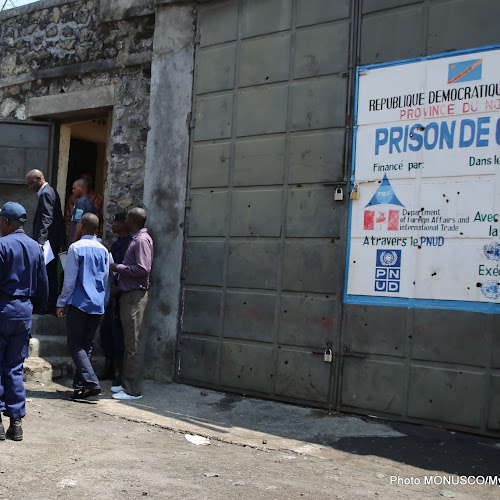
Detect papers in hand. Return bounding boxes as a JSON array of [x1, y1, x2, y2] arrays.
[[43, 241, 54, 265], [58, 252, 67, 271]]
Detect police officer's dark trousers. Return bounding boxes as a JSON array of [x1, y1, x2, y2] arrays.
[[66, 305, 101, 391], [0, 318, 31, 419]]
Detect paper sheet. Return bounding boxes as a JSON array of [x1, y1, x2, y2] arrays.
[[43, 241, 54, 265], [58, 252, 67, 271], [184, 435, 211, 446]]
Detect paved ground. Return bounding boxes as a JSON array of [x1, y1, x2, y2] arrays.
[[0, 379, 498, 499]]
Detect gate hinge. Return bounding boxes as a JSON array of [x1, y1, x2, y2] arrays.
[[195, 33, 201, 45], [185, 198, 191, 209], [188, 112, 196, 129]]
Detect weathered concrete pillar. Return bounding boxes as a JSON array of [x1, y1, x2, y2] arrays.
[[142, 1, 195, 381]]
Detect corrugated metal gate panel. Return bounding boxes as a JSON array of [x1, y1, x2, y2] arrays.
[[340, 0, 500, 436], [428, 0, 499, 54], [341, 357, 406, 414], [179, 0, 350, 405], [0, 121, 54, 238], [494, 314, 500, 370], [0, 121, 53, 184], [407, 366, 484, 428], [490, 375, 500, 430], [289, 131, 344, 183]]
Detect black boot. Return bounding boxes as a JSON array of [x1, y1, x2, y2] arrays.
[[97, 357, 115, 381], [0, 415, 5, 441], [6, 417, 23, 441]]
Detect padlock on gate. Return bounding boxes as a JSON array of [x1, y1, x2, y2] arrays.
[[350, 183, 360, 200], [334, 187, 343, 201], [324, 348, 333, 363]]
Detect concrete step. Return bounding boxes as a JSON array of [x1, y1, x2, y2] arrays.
[[29, 335, 68, 358], [31, 314, 66, 336], [27, 313, 105, 384], [30, 333, 104, 358], [24, 356, 74, 383], [24, 356, 106, 383]]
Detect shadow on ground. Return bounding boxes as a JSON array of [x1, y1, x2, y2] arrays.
[[27, 381, 500, 478]]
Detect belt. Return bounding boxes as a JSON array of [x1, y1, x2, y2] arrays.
[[0, 290, 30, 301]]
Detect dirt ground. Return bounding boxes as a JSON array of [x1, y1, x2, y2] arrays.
[[0, 379, 498, 500]]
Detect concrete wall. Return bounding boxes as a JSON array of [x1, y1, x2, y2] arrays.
[[142, 2, 195, 381], [100, 0, 154, 22]]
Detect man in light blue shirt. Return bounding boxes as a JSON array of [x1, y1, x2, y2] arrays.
[[56, 213, 110, 400]]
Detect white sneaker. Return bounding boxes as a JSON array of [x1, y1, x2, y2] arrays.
[[112, 391, 142, 400], [111, 385, 124, 393]]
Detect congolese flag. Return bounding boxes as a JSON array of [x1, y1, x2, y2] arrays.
[[448, 59, 482, 84]]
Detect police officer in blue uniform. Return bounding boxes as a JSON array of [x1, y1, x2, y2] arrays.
[[0, 202, 48, 442]]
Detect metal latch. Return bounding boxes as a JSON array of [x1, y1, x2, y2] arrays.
[[312, 348, 334, 363], [342, 343, 365, 358]]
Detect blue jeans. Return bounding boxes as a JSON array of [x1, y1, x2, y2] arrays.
[[66, 305, 101, 391], [0, 318, 31, 418]]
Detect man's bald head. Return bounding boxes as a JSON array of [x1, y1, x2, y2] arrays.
[[26, 169, 46, 193], [80, 213, 99, 234], [72, 178, 89, 199], [26, 169, 44, 181], [74, 178, 89, 191], [126, 207, 147, 232]]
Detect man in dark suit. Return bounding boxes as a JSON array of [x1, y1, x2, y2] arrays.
[[26, 169, 65, 314]]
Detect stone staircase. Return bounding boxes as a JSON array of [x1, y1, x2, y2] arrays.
[[24, 314, 103, 383]]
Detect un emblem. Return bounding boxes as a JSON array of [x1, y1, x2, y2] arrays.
[[481, 280, 500, 300], [379, 251, 399, 267], [483, 242, 500, 261]]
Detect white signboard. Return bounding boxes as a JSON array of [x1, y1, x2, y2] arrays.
[[346, 46, 500, 311]]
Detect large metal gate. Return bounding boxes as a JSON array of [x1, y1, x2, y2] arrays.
[[177, 0, 351, 406], [177, 0, 500, 436]]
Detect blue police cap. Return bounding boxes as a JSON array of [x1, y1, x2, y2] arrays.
[[0, 202, 27, 223]]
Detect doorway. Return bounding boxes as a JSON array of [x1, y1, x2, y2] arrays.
[[56, 117, 109, 242]]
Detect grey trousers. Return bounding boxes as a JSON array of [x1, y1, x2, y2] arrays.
[[119, 289, 148, 396]]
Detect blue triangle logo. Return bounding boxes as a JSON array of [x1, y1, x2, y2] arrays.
[[365, 174, 404, 208]]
